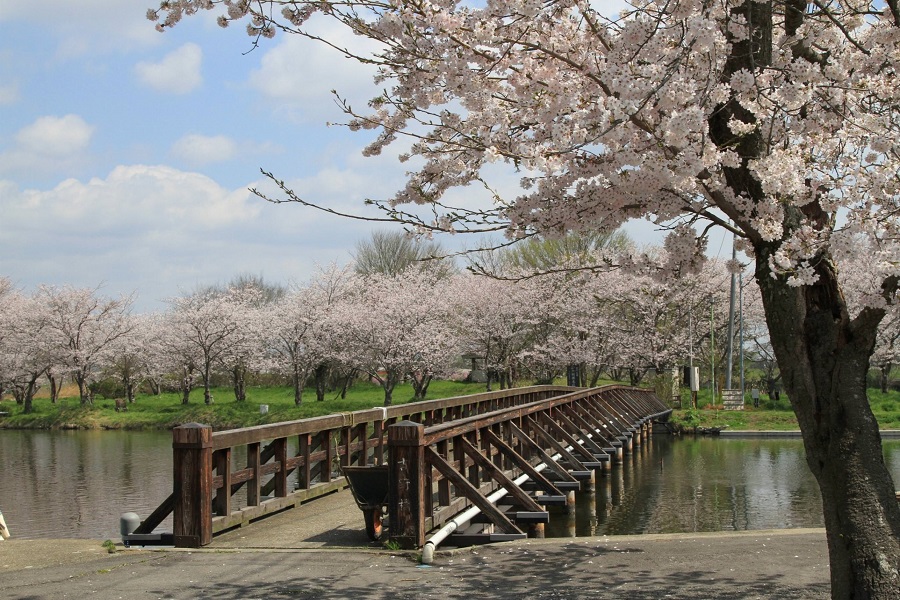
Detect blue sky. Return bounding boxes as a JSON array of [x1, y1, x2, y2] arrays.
[[0, 1, 704, 313]]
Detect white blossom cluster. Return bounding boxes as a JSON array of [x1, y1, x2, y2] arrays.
[[149, 1, 900, 308]]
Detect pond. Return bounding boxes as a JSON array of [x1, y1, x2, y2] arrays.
[[1, 430, 897, 541]]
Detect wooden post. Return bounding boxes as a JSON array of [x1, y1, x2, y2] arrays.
[[173, 423, 212, 548], [388, 420, 426, 549]]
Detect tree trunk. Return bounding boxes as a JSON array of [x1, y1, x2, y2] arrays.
[[232, 364, 246, 402], [382, 370, 400, 407], [48, 371, 60, 404], [123, 373, 135, 404], [879, 365, 890, 394], [23, 373, 40, 414], [180, 367, 193, 405], [202, 364, 213, 405], [75, 371, 91, 406], [314, 363, 328, 402], [756, 250, 900, 599], [292, 364, 304, 406], [411, 372, 432, 401]]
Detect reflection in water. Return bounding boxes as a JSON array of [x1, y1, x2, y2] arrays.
[[546, 436, 900, 538], [0, 430, 898, 540], [0, 430, 174, 540]]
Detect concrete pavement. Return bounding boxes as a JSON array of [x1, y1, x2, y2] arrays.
[[0, 529, 830, 599], [0, 489, 832, 599]]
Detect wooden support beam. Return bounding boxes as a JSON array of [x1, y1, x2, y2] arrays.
[[388, 421, 427, 549], [132, 493, 174, 535], [482, 429, 562, 497], [537, 412, 596, 462], [508, 421, 577, 483], [557, 407, 606, 455], [524, 415, 588, 472], [425, 446, 522, 535], [457, 436, 544, 513], [172, 423, 213, 548]]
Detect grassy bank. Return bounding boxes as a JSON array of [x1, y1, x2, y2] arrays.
[[0, 380, 488, 430], [1, 381, 898, 431], [669, 390, 900, 431]]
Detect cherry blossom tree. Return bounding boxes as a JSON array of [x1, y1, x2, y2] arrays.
[[38, 285, 134, 406], [450, 274, 535, 390], [150, 310, 200, 405], [105, 313, 155, 406], [0, 283, 56, 414], [165, 287, 250, 405], [152, 1, 900, 593], [264, 265, 353, 405], [331, 271, 459, 405]]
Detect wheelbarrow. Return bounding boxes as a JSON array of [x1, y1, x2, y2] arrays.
[[341, 465, 389, 541]]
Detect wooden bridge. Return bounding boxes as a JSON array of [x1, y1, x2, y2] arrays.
[[126, 385, 671, 550]]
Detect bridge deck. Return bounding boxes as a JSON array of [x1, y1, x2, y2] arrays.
[[209, 488, 376, 549]]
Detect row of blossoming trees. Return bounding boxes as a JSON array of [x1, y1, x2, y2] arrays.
[[3, 250, 898, 413]]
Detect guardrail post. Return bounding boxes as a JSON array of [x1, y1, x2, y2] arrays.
[[388, 420, 426, 549], [173, 423, 213, 548]]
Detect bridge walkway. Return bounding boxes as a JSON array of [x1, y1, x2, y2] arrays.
[[208, 487, 373, 550]]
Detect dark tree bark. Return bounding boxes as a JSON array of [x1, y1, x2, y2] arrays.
[[410, 371, 432, 401], [314, 363, 328, 402], [755, 249, 900, 599], [292, 364, 305, 406], [707, 3, 900, 596], [879, 365, 891, 394], [48, 370, 60, 404], [232, 363, 247, 402]]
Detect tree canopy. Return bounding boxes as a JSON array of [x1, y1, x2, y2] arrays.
[[148, 1, 900, 596]]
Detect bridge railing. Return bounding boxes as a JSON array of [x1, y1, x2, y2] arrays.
[[386, 385, 671, 548], [133, 385, 577, 547]]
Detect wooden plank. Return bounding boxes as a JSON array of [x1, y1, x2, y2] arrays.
[[210, 480, 347, 534], [133, 492, 175, 534], [508, 422, 577, 483], [482, 429, 562, 496], [247, 442, 261, 507], [213, 447, 231, 517], [524, 415, 587, 472], [537, 412, 596, 462], [425, 447, 522, 535], [457, 436, 544, 513]]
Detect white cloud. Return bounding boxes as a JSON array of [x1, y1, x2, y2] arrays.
[[171, 134, 238, 166], [15, 114, 94, 157], [247, 21, 382, 123], [0, 164, 379, 311], [134, 43, 203, 94], [0, 82, 20, 105], [0, 114, 95, 177], [0, 0, 163, 56]]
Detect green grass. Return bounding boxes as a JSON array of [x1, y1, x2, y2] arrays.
[[3, 379, 898, 432], [0, 380, 489, 430], [669, 388, 900, 431]]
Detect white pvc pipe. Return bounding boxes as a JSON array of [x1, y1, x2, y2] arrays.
[[0, 509, 10, 540], [421, 463, 550, 565]]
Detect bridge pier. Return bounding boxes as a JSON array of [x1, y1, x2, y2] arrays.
[[172, 423, 213, 548], [388, 421, 427, 550]]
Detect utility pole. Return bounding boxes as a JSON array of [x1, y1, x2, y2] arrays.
[[710, 294, 716, 402], [726, 244, 737, 390], [739, 273, 745, 398]]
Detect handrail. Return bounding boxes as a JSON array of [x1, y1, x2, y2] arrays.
[[136, 385, 579, 547], [385, 385, 672, 549]]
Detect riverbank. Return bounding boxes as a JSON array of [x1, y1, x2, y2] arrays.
[[0, 529, 832, 599], [1, 381, 898, 431]]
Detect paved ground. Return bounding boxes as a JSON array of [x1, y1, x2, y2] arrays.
[[0, 489, 831, 599]]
